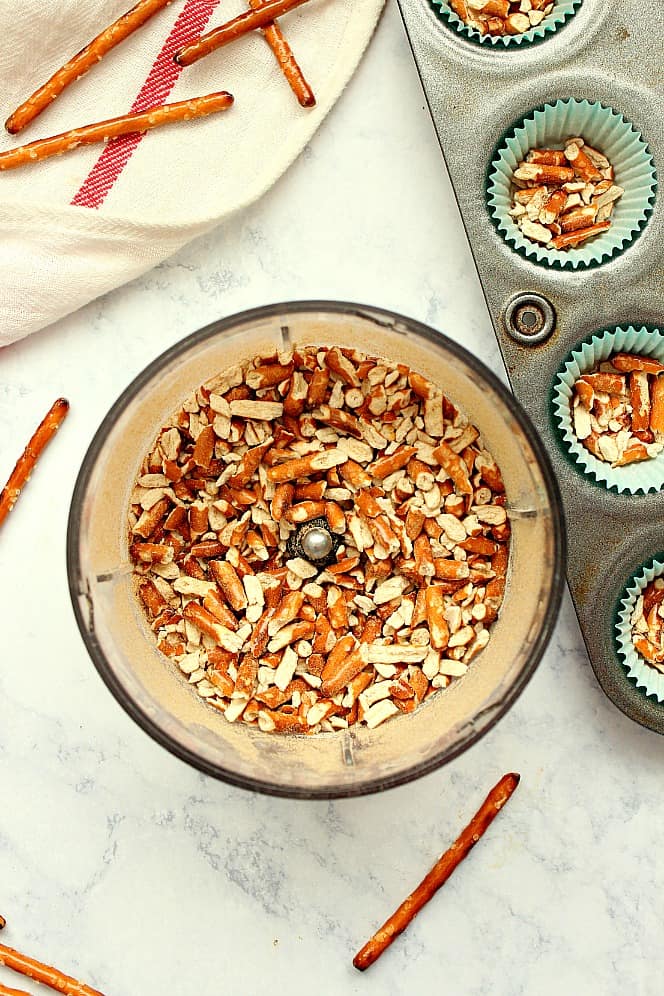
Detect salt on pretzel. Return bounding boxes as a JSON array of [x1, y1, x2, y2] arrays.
[[247, 0, 315, 107], [175, 0, 313, 67], [353, 773, 521, 971], [0, 399, 69, 529], [5, 0, 174, 135], [0, 984, 33, 996], [0, 92, 234, 172], [0, 941, 105, 996]]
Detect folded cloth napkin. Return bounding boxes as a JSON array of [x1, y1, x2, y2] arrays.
[[0, 0, 385, 346]]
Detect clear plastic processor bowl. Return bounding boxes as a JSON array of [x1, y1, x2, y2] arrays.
[[67, 302, 565, 798]]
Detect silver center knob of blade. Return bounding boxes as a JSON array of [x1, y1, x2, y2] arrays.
[[300, 526, 334, 561]]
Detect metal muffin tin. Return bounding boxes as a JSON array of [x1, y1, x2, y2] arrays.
[[396, 0, 664, 731]]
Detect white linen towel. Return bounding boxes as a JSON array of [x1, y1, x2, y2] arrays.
[[0, 0, 385, 345]]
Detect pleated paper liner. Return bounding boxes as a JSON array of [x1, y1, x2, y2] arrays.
[[487, 98, 657, 269], [430, 0, 582, 48], [615, 556, 664, 703], [551, 326, 664, 495]]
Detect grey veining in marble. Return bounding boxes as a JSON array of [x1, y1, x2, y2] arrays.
[[0, 5, 661, 995]]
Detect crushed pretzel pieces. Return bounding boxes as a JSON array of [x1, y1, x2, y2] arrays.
[[449, 0, 553, 36], [571, 352, 664, 467], [630, 579, 664, 671], [510, 136, 623, 250], [128, 346, 510, 734]]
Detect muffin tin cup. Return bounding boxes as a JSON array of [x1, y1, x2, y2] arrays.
[[552, 325, 664, 495], [431, 0, 582, 48], [616, 557, 664, 702], [487, 98, 657, 270]]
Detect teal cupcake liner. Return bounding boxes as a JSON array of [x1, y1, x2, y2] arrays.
[[616, 557, 664, 702], [430, 0, 582, 48], [552, 326, 664, 494], [487, 99, 657, 270]]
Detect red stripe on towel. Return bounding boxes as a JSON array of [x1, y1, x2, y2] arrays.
[[71, 0, 221, 209]]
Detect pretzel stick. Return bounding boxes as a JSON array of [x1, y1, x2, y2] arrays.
[[0, 92, 233, 172], [0, 399, 69, 529], [353, 772, 521, 972], [0, 944, 105, 996], [0, 915, 5, 930], [175, 0, 313, 66], [247, 0, 315, 107], [0, 984, 32, 996], [5, 0, 174, 135]]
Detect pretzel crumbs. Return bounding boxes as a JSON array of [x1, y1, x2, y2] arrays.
[[570, 352, 664, 467], [128, 345, 510, 734], [510, 136, 623, 250]]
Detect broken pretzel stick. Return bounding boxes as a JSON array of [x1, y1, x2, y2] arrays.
[[612, 352, 664, 376], [0, 942, 105, 996], [247, 0, 315, 107], [175, 0, 312, 66], [0, 399, 69, 529], [550, 220, 610, 250], [353, 772, 520, 971], [6, 0, 174, 135], [0, 92, 233, 173], [0, 985, 33, 996]]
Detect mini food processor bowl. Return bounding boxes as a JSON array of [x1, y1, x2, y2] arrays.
[[67, 302, 565, 798]]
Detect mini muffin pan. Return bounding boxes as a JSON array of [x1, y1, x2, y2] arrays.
[[396, 0, 664, 731]]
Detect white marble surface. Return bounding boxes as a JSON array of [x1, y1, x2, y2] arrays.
[[0, 5, 661, 995]]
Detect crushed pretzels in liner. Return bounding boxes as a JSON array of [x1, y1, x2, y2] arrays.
[[630, 578, 664, 671], [0, 941, 105, 996], [449, 0, 553, 37], [571, 352, 664, 467], [128, 346, 510, 734], [510, 136, 623, 250]]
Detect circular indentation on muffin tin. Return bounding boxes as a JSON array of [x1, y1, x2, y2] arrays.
[[487, 99, 657, 270], [429, 0, 582, 48], [551, 325, 664, 494], [615, 555, 664, 703], [504, 292, 556, 345]]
